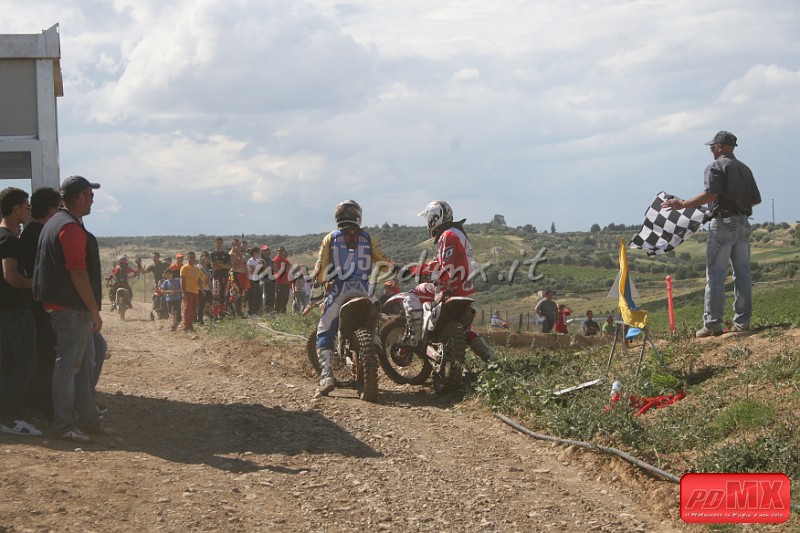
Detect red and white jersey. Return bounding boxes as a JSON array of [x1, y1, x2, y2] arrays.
[[419, 227, 475, 296]]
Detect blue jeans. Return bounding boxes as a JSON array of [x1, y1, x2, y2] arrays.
[[704, 216, 752, 330], [0, 309, 37, 423], [50, 310, 99, 434], [92, 332, 107, 390]]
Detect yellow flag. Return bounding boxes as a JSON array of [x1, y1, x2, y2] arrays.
[[618, 240, 648, 329]]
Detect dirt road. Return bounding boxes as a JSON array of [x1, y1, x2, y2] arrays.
[[0, 305, 688, 532]]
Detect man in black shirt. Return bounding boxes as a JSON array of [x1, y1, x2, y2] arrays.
[[0, 187, 41, 436], [19, 187, 61, 418], [145, 252, 169, 289]]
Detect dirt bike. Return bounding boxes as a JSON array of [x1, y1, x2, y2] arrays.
[[305, 295, 382, 402], [378, 292, 475, 395], [150, 288, 170, 321], [115, 287, 132, 320]]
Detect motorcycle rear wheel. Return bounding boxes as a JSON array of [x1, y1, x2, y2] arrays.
[[433, 321, 466, 395], [355, 328, 379, 402], [305, 330, 355, 388], [378, 315, 432, 385], [118, 296, 128, 321]]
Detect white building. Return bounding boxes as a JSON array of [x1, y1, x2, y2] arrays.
[[0, 24, 62, 192]]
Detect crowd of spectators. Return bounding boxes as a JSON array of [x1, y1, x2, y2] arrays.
[[0, 179, 313, 443]]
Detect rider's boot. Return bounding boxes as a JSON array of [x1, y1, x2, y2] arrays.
[[397, 310, 423, 348], [315, 348, 335, 398], [469, 336, 496, 363]]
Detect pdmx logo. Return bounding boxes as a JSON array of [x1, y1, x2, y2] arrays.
[[680, 473, 790, 524]]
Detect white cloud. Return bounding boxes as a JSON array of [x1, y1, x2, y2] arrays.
[[2, 0, 798, 234]]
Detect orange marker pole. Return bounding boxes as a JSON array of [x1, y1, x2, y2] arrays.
[[666, 275, 675, 334]]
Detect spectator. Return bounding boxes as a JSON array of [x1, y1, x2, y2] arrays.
[[534, 289, 558, 333], [490, 309, 510, 329], [662, 130, 761, 337], [210, 238, 231, 320], [19, 187, 61, 419], [246, 247, 263, 316], [180, 251, 205, 332], [273, 246, 292, 314], [229, 239, 249, 317], [0, 187, 41, 437], [196, 251, 213, 324], [144, 252, 169, 290], [167, 253, 184, 323], [292, 266, 308, 314], [168, 252, 185, 276], [160, 269, 182, 331], [554, 303, 572, 334], [259, 244, 275, 313], [602, 315, 616, 336], [583, 310, 600, 336], [32, 176, 104, 443]]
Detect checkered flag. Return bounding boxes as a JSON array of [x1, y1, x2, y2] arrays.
[[629, 191, 708, 256]]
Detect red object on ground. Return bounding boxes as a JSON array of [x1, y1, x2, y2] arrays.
[[604, 390, 686, 415]]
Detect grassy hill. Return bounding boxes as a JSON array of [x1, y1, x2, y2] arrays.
[[97, 221, 800, 333]]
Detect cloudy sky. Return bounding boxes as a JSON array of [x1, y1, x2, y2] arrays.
[[3, 0, 798, 237]]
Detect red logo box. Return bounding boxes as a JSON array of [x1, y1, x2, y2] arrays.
[[680, 473, 791, 524]]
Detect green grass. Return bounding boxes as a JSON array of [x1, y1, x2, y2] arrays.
[[203, 312, 317, 342], [710, 398, 777, 436], [466, 335, 800, 488]]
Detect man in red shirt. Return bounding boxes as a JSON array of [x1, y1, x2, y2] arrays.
[[32, 176, 104, 443], [273, 246, 292, 314]]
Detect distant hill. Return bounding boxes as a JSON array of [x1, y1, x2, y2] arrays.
[[96, 221, 800, 333]]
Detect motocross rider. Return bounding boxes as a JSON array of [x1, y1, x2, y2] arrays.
[[312, 200, 394, 398], [400, 200, 495, 362], [105, 255, 142, 311]]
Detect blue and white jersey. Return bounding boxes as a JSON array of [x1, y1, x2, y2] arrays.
[[316, 229, 389, 289]]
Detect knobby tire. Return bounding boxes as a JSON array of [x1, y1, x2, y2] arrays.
[[433, 321, 466, 395], [378, 315, 432, 385], [355, 328, 379, 402]]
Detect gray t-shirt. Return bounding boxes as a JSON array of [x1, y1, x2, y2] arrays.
[[704, 154, 761, 216], [535, 298, 557, 321]]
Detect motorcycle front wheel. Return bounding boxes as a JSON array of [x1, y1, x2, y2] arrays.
[[433, 321, 466, 395], [378, 316, 432, 385], [305, 330, 355, 388], [355, 328, 379, 402]]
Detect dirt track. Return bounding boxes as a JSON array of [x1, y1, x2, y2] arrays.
[[0, 304, 690, 532]]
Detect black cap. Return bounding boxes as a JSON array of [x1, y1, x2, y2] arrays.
[[60, 175, 100, 197], [704, 131, 738, 147]]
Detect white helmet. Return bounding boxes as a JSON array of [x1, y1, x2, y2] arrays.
[[118, 255, 129, 265], [419, 200, 453, 238]]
